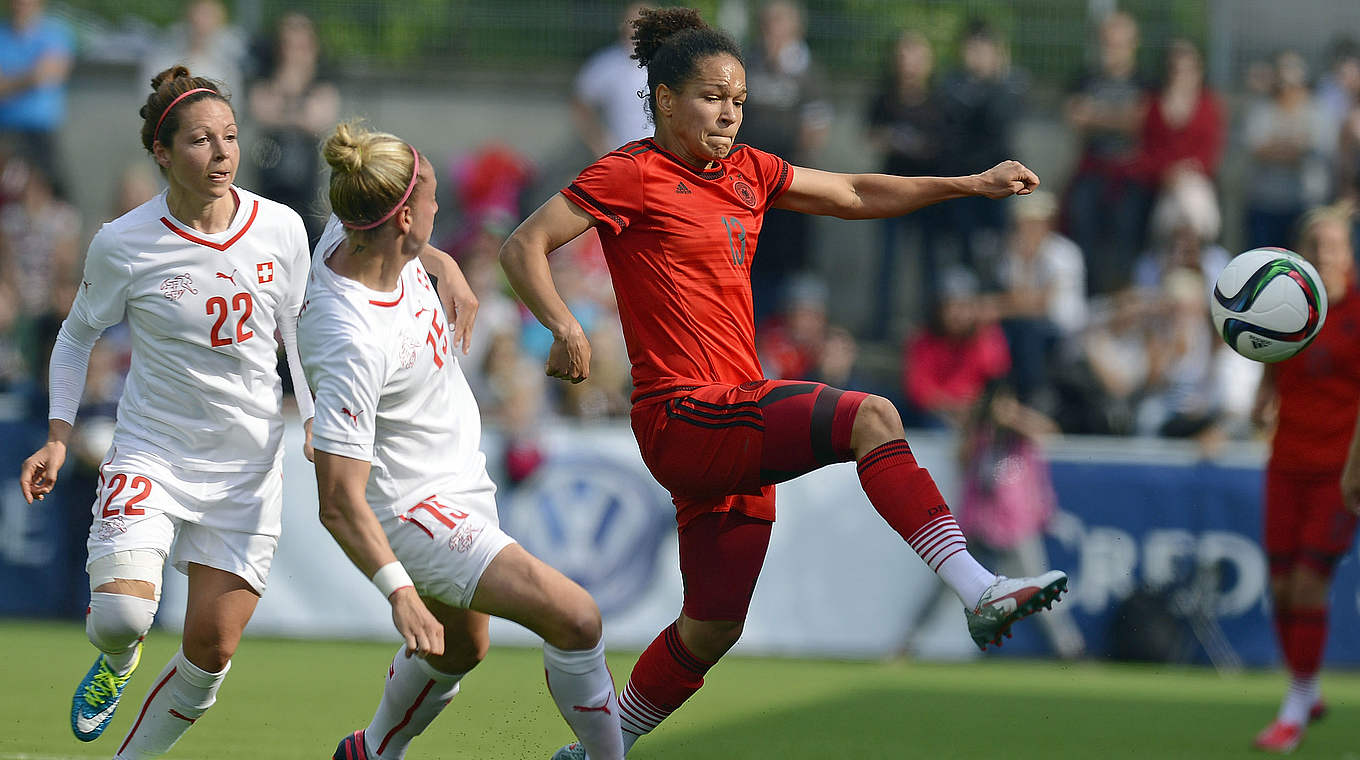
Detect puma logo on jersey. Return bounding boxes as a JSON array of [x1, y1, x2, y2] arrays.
[[160, 274, 199, 300], [216, 270, 239, 285], [414, 308, 431, 319], [340, 407, 362, 424], [82, 280, 92, 291]]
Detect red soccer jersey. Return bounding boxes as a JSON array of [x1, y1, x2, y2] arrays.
[[1270, 286, 1360, 474], [561, 138, 792, 404]]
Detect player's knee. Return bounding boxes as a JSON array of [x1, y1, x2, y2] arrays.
[[851, 395, 904, 451], [546, 595, 603, 651], [683, 618, 744, 661], [181, 628, 236, 673], [86, 591, 158, 653]]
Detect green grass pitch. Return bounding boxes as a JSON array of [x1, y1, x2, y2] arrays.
[[3, 620, 1357, 759]]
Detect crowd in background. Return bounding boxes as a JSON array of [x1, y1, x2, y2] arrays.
[[4, 0, 1360, 472]]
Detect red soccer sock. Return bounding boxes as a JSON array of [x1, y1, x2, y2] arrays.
[[857, 440, 966, 571], [617, 623, 713, 743], [1284, 607, 1328, 677]]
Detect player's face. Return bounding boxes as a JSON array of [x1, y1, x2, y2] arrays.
[[663, 53, 745, 164], [157, 99, 239, 204], [1309, 219, 1354, 299]]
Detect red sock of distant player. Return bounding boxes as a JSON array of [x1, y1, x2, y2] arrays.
[[858, 440, 994, 607], [617, 623, 713, 754], [1277, 606, 1326, 725]]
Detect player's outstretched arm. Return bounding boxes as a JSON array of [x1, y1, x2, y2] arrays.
[[500, 195, 598, 384], [19, 419, 73, 504], [1342, 404, 1360, 516], [313, 450, 445, 656], [419, 244, 479, 355], [774, 160, 1039, 220]]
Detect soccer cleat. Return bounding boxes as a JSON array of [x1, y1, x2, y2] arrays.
[[332, 729, 370, 760], [550, 742, 587, 760], [1253, 720, 1303, 753], [71, 643, 141, 741], [965, 570, 1069, 651]]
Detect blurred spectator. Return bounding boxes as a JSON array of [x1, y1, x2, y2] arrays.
[[1243, 50, 1330, 251], [0, 0, 73, 197], [1316, 36, 1360, 159], [1138, 267, 1225, 450], [757, 274, 862, 388], [938, 19, 1027, 274], [1133, 39, 1225, 192], [571, 2, 653, 157], [1062, 10, 1148, 296], [992, 190, 1086, 408], [247, 11, 339, 243], [902, 266, 1010, 428], [1068, 287, 1158, 435], [742, 0, 832, 321], [0, 279, 30, 401], [109, 160, 160, 220], [140, 0, 247, 100], [1134, 169, 1230, 294], [0, 157, 79, 378], [866, 30, 947, 336], [957, 380, 1084, 659]]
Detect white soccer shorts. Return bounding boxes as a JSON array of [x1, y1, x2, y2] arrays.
[[383, 489, 515, 609], [85, 446, 283, 595]]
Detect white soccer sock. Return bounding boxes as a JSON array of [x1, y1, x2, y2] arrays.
[[114, 648, 228, 759], [937, 552, 998, 609], [363, 648, 463, 759], [544, 640, 623, 760], [86, 592, 157, 676], [1278, 674, 1320, 726]]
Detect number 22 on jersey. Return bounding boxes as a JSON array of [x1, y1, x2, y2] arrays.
[[207, 292, 254, 347]]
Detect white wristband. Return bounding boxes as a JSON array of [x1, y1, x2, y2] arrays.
[[371, 561, 414, 600]]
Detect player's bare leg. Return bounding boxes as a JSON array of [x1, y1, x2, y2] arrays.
[[114, 563, 258, 760], [336, 604, 484, 760], [849, 394, 1067, 650], [471, 544, 623, 760]]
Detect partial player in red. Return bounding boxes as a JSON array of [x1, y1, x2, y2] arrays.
[[499, 9, 1068, 758], [18, 66, 314, 757], [1251, 204, 1360, 753]]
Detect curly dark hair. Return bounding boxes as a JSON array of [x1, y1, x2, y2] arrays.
[[631, 7, 742, 122]]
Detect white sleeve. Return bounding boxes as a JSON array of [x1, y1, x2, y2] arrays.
[[301, 316, 384, 462], [49, 227, 130, 423], [279, 213, 314, 421], [47, 316, 104, 424]]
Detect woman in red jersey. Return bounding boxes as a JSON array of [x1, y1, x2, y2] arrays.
[[1252, 205, 1360, 754], [500, 9, 1067, 757]]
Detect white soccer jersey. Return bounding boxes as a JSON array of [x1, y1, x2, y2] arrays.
[[299, 217, 494, 519], [67, 187, 310, 471]]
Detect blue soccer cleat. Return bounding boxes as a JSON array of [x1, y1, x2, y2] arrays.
[[333, 729, 371, 760], [71, 643, 141, 741]]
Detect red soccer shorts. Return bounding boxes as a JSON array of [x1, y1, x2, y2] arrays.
[[678, 510, 773, 621], [1264, 467, 1360, 577], [631, 380, 869, 528]]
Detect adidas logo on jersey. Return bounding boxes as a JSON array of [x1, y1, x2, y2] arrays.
[[675, 182, 692, 194]]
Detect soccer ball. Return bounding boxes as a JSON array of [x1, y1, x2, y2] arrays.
[[1209, 247, 1327, 363]]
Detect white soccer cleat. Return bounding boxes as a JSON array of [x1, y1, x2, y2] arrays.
[[551, 742, 587, 760], [965, 570, 1069, 651]]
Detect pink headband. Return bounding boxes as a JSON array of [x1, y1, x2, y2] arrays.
[[154, 87, 215, 144], [343, 145, 421, 231]]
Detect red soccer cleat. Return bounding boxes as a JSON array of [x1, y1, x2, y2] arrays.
[[1253, 720, 1303, 754]]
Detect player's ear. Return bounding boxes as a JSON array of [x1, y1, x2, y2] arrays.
[[152, 140, 172, 170], [396, 205, 413, 235], [656, 83, 675, 118]]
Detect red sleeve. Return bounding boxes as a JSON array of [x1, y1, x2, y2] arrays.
[[738, 145, 793, 210], [560, 152, 645, 235]]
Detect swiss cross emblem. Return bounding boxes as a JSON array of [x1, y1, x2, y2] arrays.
[[257, 261, 274, 284]]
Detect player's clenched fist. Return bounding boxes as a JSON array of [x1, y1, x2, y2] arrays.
[[976, 160, 1040, 199], [389, 587, 445, 657]]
